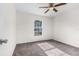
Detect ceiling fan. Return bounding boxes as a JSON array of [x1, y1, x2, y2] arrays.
[[39, 3, 67, 13]]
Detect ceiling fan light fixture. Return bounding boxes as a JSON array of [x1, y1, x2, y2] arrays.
[[49, 7, 53, 10]]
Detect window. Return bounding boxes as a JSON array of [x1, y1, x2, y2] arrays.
[[34, 20, 42, 36]]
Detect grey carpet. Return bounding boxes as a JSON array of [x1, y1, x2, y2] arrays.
[[13, 39, 79, 56]]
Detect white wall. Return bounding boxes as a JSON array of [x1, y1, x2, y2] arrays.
[[51, 3, 79, 48], [0, 4, 16, 56], [16, 11, 52, 44]]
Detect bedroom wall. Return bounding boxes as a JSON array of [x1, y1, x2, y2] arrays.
[[16, 11, 52, 44], [51, 3, 79, 48], [0, 4, 16, 56]]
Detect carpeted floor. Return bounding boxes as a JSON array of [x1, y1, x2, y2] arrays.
[[13, 39, 79, 56], [37, 42, 70, 56]]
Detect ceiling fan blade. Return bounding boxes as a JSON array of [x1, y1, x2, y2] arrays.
[[55, 3, 67, 7], [53, 8, 58, 12], [44, 9, 49, 13], [39, 6, 48, 8]]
